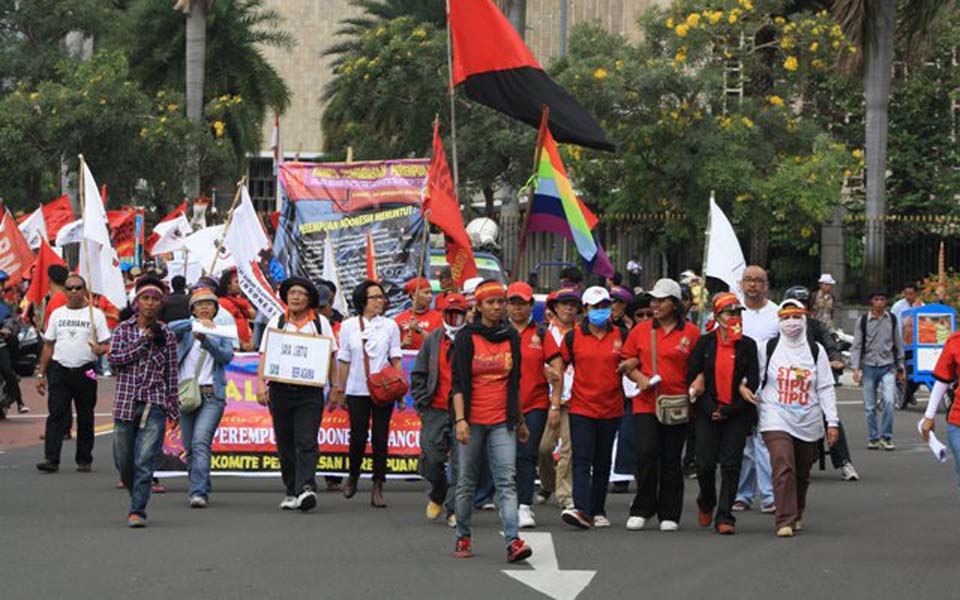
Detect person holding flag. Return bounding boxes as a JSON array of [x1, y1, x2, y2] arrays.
[[394, 277, 442, 350]]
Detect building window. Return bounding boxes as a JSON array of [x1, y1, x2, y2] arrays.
[[248, 157, 276, 214]]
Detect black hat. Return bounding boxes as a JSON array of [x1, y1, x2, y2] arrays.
[[316, 285, 333, 308], [280, 277, 320, 309], [867, 289, 888, 301]]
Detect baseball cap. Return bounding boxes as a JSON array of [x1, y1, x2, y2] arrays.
[[581, 286, 611, 307], [442, 293, 468, 312], [506, 281, 533, 302], [648, 278, 682, 301], [609, 285, 633, 303]]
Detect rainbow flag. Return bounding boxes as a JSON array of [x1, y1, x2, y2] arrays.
[[523, 125, 614, 277]]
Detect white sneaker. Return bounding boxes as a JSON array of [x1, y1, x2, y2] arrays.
[[298, 490, 318, 512], [660, 520, 679, 532], [189, 495, 207, 508], [279, 495, 300, 510], [518, 504, 537, 528], [592, 515, 611, 528], [840, 462, 860, 481], [626, 516, 646, 530]]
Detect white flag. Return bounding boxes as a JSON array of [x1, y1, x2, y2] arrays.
[[55, 219, 83, 247], [222, 186, 284, 320], [76, 163, 127, 309], [180, 224, 233, 276], [322, 233, 348, 315], [149, 213, 193, 256], [18, 207, 47, 250], [705, 197, 746, 299]]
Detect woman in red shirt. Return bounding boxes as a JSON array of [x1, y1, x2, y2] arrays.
[[549, 286, 627, 529], [619, 279, 700, 531], [217, 268, 256, 350], [451, 280, 531, 563], [686, 292, 758, 534]]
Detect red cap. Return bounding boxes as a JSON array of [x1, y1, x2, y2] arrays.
[[403, 277, 432, 296], [506, 281, 533, 301], [442, 293, 468, 312]]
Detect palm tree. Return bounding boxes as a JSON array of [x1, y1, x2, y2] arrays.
[[325, 0, 445, 60], [174, 0, 212, 200], [832, 0, 950, 290]]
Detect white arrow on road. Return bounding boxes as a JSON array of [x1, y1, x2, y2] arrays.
[[502, 532, 596, 600]]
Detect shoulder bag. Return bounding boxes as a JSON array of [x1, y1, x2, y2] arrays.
[[178, 346, 209, 415], [651, 326, 690, 425], [359, 317, 408, 407]]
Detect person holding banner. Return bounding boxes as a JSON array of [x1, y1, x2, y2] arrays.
[[257, 277, 336, 513], [450, 280, 532, 562], [332, 280, 403, 507], [217, 268, 256, 351], [412, 293, 469, 525], [394, 277, 442, 351], [168, 287, 235, 508]]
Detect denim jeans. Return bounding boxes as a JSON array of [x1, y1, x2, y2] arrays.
[[736, 431, 774, 507], [861, 364, 896, 441], [418, 407, 458, 513], [570, 414, 619, 518], [455, 423, 519, 547], [179, 391, 225, 499], [114, 403, 168, 518], [516, 409, 548, 506], [613, 399, 637, 476], [947, 424, 960, 488]]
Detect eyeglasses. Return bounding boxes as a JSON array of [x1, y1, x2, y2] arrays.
[[65, 285, 85, 291], [367, 294, 386, 300]]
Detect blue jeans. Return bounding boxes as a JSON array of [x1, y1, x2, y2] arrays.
[[569, 414, 619, 518], [179, 392, 225, 499], [862, 364, 896, 441], [736, 431, 774, 507], [456, 423, 519, 546], [516, 409, 548, 506], [948, 424, 960, 488], [114, 403, 168, 518], [613, 399, 637, 475]]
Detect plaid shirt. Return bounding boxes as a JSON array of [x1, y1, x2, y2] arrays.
[[108, 316, 180, 421]]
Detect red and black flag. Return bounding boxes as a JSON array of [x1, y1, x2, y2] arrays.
[[449, 0, 613, 152]]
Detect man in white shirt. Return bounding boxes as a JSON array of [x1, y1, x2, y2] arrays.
[[733, 266, 778, 512], [890, 281, 924, 408], [35, 275, 111, 473]]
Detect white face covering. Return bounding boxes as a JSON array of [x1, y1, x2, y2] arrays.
[[779, 317, 805, 341], [443, 322, 464, 340]]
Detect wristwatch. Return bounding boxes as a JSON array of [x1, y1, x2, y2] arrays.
[[549, 404, 560, 411]]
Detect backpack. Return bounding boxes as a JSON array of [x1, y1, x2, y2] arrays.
[[859, 312, 898, 356], [761, 335, 820, 389], [277, 313, 325, 335]]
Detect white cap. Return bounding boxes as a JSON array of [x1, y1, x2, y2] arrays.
[[649, 278, 682, 301], [463, 277, 484, 295], [581, 286, 611, 307], [818, 273, 836, 285]]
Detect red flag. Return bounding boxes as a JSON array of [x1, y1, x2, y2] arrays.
[[107, 210, 138, 258], [159, 201, 188, 224], [424, 120, 477, 285], [0, 209, 36, 287], [16, 194, 75, 242], [366, 230, 378, 282], [25, 238, 67, 305]]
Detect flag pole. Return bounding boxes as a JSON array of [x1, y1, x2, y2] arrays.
[[512, 105, 550, 282], [77, 154, 98, 337], [699, 191, 715, 331], [209, 177, 246, 274], [444, 0, 460, 195]]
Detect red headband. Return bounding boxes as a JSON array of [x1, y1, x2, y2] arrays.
[[474, 282, 507, 302]]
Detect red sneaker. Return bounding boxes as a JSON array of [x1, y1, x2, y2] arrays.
[[717, 523, 736, 535], [697, 510, 713, 528], [507, 539, 532, 563], [454, 537, 473, 558], [151, 481, 166, 494]]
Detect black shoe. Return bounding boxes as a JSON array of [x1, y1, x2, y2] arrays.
[[36, 461, 59, 473], [76, 464, 92, 473]]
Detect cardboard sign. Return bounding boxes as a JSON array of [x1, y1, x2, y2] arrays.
[[259, 328, 333, 387]]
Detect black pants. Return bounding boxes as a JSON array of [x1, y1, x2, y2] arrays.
[[347, 394, 393, 482], [631, 413, 687, 522], [44, 361, 97, 465], [570, 414, 619, 518], [694, 409, 750, 526], [682, 420, 697, 469], [269, 385, 324, 496], [0, 345, 23, 407], [826, 419, 853, 469]]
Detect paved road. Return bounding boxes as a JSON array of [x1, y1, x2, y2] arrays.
[[1, 383, 957, 600]]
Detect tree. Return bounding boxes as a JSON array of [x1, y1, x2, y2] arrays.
[[175, 0, 210, 199], [832, 0, 951, 289]]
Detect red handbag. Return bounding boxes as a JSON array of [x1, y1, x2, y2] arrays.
[[359, 317, 408, 407]]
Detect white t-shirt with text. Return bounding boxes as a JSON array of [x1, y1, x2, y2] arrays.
[[43, 305, 111, 368]]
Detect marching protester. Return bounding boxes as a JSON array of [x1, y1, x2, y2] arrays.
[[538, 287, 580, 510], [783, 286, 860, 481], [619, 278, 700, 531], [333, 279, 403, 507], [168, 286, 235, 508], [891, 281, 924, 409], [108, 276, 180, 528], [435, 266, 460, 311], [811, 274, 837, 329], [42, 265, 70, 330], [920, 329, 960, 488], [217, 268, 257, 351], [449, 280, 532, 562], [851, 290, 904, 450], [734, 265, 778, 514], [0, 271, 28, 416], [34, 275, 110, 473], [609, 285, 634, 330], [394, 277, 442, 350], [257, 277, 336, 512], [686, 293, 757, 534], [744, 299, 839, 537], [551, 286, 626, 529], [412, 293, 468, 526], [160, 275, 190, 323], [506, 282, 550, 529]]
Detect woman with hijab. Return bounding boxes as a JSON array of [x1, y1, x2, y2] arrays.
[[742, 299, 839, 537]]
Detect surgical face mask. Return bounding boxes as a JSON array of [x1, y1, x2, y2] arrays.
[[587, 307, 611, 327], [779, 318, 805, 339]]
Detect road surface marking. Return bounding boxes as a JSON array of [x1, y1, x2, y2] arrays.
[[502, 532, 596, 600]]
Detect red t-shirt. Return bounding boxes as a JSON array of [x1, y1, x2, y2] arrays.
[[431, 336, 454, 411], [621, 320, 700, 414], [517, 324, 550, 413], [556, 325, 625, 420], [714, 336, 736, 405], [932, 333, 960, 426], [469, 335, 512, 425], [395, 309, 443, 350], [43, 292, 67, 330]]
